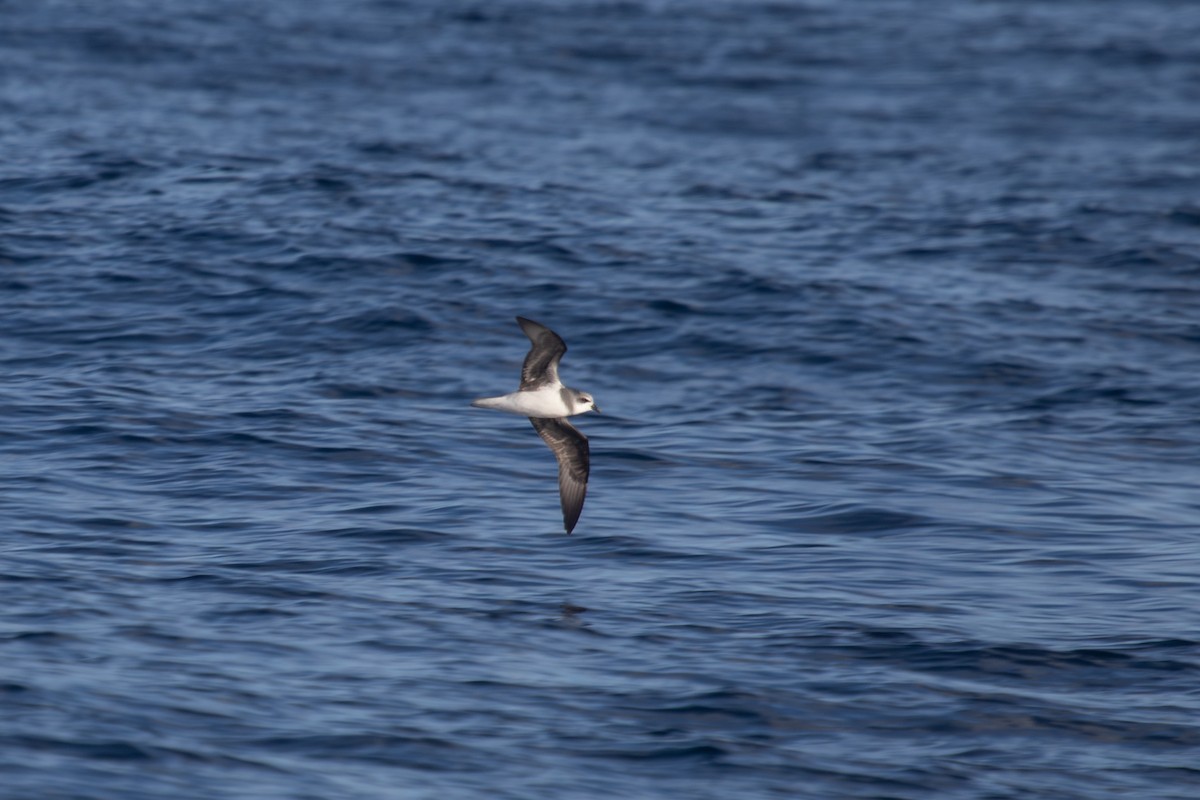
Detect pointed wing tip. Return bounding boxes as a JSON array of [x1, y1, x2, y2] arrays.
[[516, 315, 543, 341], [560, 479, 586, 535], [517, 316, 555, 339]]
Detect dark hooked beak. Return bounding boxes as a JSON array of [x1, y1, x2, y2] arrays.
[[592, 404, 601, 414]]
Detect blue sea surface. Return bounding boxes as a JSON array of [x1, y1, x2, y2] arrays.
[[3, 1, 1200, 798]]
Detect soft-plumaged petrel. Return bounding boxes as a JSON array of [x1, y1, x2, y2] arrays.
[[471, 317, 600, 534]]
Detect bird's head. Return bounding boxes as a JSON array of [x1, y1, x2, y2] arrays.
[[575, 392, 601, 415]]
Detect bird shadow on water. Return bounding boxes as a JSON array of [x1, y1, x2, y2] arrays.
[[556, 601, 591, 630]]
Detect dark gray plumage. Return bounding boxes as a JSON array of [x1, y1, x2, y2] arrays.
[[529, 416, 589, 534], [517, 316, 566, 390]]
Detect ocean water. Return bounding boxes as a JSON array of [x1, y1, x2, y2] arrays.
[[2, 1, 1200, 798]]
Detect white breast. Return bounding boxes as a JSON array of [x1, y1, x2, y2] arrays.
[[508, 386, 572, 417]]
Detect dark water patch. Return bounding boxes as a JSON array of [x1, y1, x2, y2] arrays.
[[324, 526, 448, 544], [7, 736, 157, 761], [246, 732, 465, 768], [329, 307, 434, 335], [580, 743, 730, 763], [0, 630, 76, 644], [905, 641, 1200, 685], [599, 448, 675, 465], [1167, 204, 1200, 227], [795, 505, 936, 535], [353, 139, 464, 162], [642, 298, 698, 315]]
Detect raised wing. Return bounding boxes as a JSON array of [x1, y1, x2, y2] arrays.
[[529, 417, 589, 534], [517, 316, 567, 390]]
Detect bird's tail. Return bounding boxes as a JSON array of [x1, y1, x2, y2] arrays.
[[471, 396, 504, 409]]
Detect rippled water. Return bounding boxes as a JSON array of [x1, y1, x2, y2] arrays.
[[3, 1, 1200, 798]]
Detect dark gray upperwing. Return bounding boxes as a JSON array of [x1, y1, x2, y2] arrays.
[[529, 417, 589, 534], [517, 316, 567, 390]]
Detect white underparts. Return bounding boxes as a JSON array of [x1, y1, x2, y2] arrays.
[[472, 385, 576, 417]]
